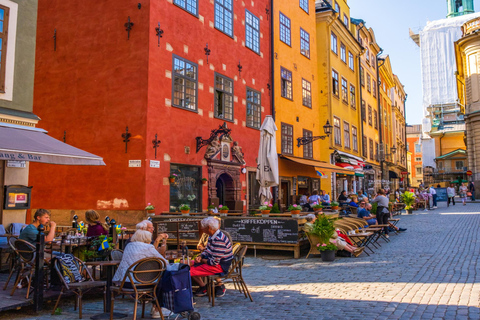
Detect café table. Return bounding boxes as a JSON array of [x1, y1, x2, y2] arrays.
[[85, 260, 126, 320], [348, 232, 374, 256]]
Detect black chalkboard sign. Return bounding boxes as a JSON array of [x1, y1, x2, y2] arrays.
[[435, 188, 448, 202], [155, 219, 200, 240], [222, 218, 299, 244]]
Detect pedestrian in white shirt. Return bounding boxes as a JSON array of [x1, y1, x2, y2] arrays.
[[429, 186, 437, 208], [447, 183, 456, 207]]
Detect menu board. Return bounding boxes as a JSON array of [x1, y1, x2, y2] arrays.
[[222, 218, 299, 244], [435, 188, 448, 202], [155, 218, 200, 240]]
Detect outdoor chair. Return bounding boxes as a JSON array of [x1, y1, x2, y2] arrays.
[[110, 249, 123, 261], [9, 239, 36, 298], [206, 245, 253, 307], [3, 236, 20, 291], [8, 223, 27, 236], [305, 233, 322, 259], [0, 224, 12, 271], [110, 257, 166, 320], [51, 254, 106, 319], [232, 242, 242, 255]]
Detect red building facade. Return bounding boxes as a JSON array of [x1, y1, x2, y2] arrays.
[[30, 0, 271, 222]]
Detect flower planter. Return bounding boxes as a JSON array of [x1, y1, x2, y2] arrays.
[[219, 210, 228, 216], [147, 209, 155, 214], [181, 210, 190, 216], [202, 180, 208, 185], [320, 249, 336, 262], [208, 210, 214, 215], [407, 209, 413, 214], [331, 206, 339, 210], [169, 178, 176, 183], [290, 210, 301, 216], [313, 208, 323, 213], [261, 210, 271, 218]]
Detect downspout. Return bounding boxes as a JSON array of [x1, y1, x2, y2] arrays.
[[439, 132, 445, 157], [376, 50, 385, 183], [356, 22, 367, 193], [270, 0, 275, 120]]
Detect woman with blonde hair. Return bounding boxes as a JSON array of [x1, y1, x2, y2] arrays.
[[85, 210, 108, 237]]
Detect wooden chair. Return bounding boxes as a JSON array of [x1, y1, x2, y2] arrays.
[[51, 255, 106, 319], [110, 257, 166, 320], [206, 245, 253, 307], [3, 236, 20, 291], [232, 242, 242, 255], [110, 249, 123, 261], [305, 233, 321, 259], [0, 224, 12, 271]]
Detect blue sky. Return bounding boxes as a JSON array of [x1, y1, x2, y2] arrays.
[[348, 0, 480, 125]]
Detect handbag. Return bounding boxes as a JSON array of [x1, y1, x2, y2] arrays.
[[467, 192, 472, 197]]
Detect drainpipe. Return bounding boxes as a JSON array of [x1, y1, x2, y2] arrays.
[[356, 22, 366, 192], [270, 0, 275, 120], [376, 50, 385, 184]]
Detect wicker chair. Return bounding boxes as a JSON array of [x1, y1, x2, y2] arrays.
[[51, 255, 106, 319], [3, 236, 21, 291], [110, 249, 124, 261], [206, 245, 253, 307], [9, 239, 36, 298], [305, 232, 321, 259], [110, 257, 166, 320]]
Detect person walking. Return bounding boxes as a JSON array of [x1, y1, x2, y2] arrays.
[[447, 183, 456, 207], [371, 189, 391, 238], [429, 185, 437, 209], [459, 182, 468, 206], [469, 181, 475, 201]]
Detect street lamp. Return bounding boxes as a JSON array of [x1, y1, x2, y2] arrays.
[[297, 120, 333, 147]]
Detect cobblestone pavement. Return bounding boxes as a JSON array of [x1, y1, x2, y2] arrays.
[[2, 201, 480, 319]]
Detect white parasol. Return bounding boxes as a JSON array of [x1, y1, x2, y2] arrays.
[[256, 115, 279, 202]]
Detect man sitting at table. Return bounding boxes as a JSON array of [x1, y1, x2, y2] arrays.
[[192, 217, 233, 298], [135, 220, 169, 256], [357, 202, 377, 226], [19, 208, 57, 245], [197, 216, 233, 251]]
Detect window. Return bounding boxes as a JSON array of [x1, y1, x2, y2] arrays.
[[334, 2, 340, 16], [281, 67, 293, 100], [350, 84, 356, 109], [341, 78, 348, 103], [437, 161, 443, 170], [415, 144, 421, 153], [375, 142, 379, 161], [302, 79, 312, 108], [361, 100, 366, 122], [362, 136, 367, 157], [343, 14, 349, 27], [214, 73, 234, 121], [299, 0, 309, 13], [368, 106, 372, 126], [245, 10, 260, 53], [367, 73, 371, 92], [174, 0, 198, 16], [415, 157, 422, 162], [366, 47, 370, 64], [331, 32, 337, 54], [455, 161, 464, 170], [344, 121, 350, 149], [334, 117, 341, 146], [300, 28, 310, 58], [372, 80, 376, 97], [246, 88, 261, 129], [371, 53, 375, 67], [332, 70, 339, 97], [281, 123, 293, 155], [348, 52, 354, 70], [173, 55, 198, 111], [340, 43, 346, 62], [303, 129, 313, 158], [0, 5, 8, 93], [416, 167, 422, 175], [170, 164, 201, 212], [352, 126, 358, 152], [279, 12, 291, 46], [374, 110, 378, 129], [360, 66, 365, 86], [215, 0, 233, 36], [384, 109, 388, 126], [369, 139, 374, 160]]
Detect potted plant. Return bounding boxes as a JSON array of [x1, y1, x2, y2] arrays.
[[218, 204, 229, 216], [402, 191, 416, 214], [331, 201, 340, 210], [201, 178, 208, 185], [312, 215, 336, 262], [179, 204, 190, 215], [145, 203, 155, 214], [312, 202, 323, 213], [207, 204, 216, 215], [259, 202, 273, 217], [288, 204, 302, 217], [168, 174, 177, 183]]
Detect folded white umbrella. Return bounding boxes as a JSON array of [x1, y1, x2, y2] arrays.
[[256, 115, 279, 202]]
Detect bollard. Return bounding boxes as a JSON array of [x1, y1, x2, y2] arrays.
[[33, 224, 45, 312], [72, 214, 78, 229], [109, 219, 117, 247]]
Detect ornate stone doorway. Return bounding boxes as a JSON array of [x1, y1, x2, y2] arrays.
[[215, 173, 234, 206], [208, 161, 243, 211]]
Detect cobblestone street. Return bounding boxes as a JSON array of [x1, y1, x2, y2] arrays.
[[2, 202, 480, 319]]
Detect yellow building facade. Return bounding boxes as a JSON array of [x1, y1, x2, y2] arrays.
[[316, 0, 364, 198], [273, 0, 326, 208]]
